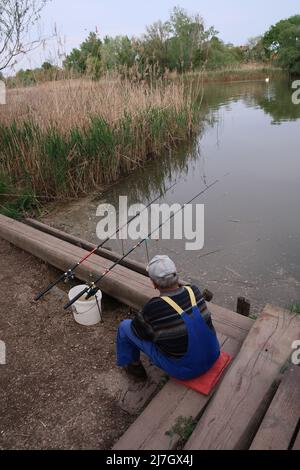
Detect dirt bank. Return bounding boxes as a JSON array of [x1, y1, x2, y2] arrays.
[[0, 239, 152, 450]]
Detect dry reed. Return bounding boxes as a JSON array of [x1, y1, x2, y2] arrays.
[[0, 76, 202, 215]]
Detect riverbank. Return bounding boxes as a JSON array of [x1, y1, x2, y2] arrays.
[[0, 65, 287, 218], [0, 238, 164, 449], [0, 76, 203, 218], [197, 63, 287, 83]]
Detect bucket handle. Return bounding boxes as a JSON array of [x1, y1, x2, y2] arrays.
[[96, 296, 103, 323]]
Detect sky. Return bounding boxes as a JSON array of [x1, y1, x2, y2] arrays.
[[10, 0, 300, 72]]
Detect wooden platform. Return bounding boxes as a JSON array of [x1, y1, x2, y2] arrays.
[[184, 304, 300, 450], [115, 305, 300, 451], [113, 334, 242, 450], [250, 365, 300, 450]]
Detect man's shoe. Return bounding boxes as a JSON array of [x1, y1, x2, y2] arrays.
[[124, 363, 147, 380]]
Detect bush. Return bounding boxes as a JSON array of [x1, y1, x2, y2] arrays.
[[263, 15, 300, 75]]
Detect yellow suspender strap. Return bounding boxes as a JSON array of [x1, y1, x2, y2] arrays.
[[161, 296, 184, 315], [161, 286, 197, 314], [184, 286, 197, 307]]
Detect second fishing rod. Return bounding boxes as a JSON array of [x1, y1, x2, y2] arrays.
[[64, 179, 219, 310], [35, 181, 177, 301]]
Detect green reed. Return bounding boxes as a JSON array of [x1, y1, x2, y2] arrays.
[[0, 91, 201, 216]]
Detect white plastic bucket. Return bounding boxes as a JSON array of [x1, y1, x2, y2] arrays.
[[68, 285, 102, 326]]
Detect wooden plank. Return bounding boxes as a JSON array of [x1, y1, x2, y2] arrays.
[[140, 336, 241, 451], [208, 302, 253, 342], [113, 335, 241, 451], [0, 215, 253, 342], [250, 366, 300, 450], [184, 305, 300, 450]]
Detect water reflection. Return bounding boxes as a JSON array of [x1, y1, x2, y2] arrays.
[[252, 81, 300, 124], [45, 79, 300, 314], [95, 139, 203, 209], [96, 80, 300, 210], [202, 79, 300, 124]]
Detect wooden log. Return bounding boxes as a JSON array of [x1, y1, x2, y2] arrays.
[[208, 302, 253, 342], [25, 218, 210, 295], [0, 214, 154, 310], [26, 218, 149, 276], [113, 335, 241, 450], [184, 305, 300, 450], [0, 214, 253, 341], [250, 366, 300, 450]]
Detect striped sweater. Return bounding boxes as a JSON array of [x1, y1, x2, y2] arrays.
[[131, 285, 216, 358]]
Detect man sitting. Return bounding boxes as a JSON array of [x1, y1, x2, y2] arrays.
[[116, 255, 220, 380]]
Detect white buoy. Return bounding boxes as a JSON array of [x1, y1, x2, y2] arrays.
[[265, 77, 270, 83]]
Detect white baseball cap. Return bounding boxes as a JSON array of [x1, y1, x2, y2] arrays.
[[147, 255, 177, 282]]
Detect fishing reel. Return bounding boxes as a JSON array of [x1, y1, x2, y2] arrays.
[[63, 269, 75, 283], [85, 283, 99, 300]]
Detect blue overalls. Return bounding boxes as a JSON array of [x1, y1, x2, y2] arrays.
[[116, 286, 220, 380]]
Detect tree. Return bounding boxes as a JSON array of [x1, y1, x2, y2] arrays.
[[205, 37, 243, 69], [245, 36, 267, 62], [41, 60, 53, 70], [64, 47, 83, 74], [101, 35, 136, 70], [64, 32, 102, 76], [142, 20, 172, 70], [263, 15, 300, 74], [142, 6, 216, 72], [15, 67, 36, 85], [0, 0, 48, 71], [168, 6, 209, 71]]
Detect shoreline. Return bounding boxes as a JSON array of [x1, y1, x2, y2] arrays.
[[190, 65, 287, 83], [0, 67, 288, 219]]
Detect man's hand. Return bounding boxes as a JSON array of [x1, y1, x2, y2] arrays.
[[203, 289, 213, 302]]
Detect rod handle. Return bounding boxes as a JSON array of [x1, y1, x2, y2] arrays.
[[64, 286, 89, 310], [35, 272, 68, 301]]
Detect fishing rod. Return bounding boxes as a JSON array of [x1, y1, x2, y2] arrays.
[[35, 181, 177, 301], [64, 179, 219, 310]]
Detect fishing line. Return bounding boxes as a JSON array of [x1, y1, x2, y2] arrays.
[[35, 180, 178, 301], [64, 179, 220, 310], [145, 239, 150, 264]]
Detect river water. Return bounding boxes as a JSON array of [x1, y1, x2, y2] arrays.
[[44, 79, 300, 314]]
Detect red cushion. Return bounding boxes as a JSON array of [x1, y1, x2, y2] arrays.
[[173, 351, 232, 396]]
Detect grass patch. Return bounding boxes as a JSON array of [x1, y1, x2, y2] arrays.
[[166, 416, 197, 449], [0, 173, 39, 218], [289, 303, 300, 315], [249, 314, 258, 320]]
